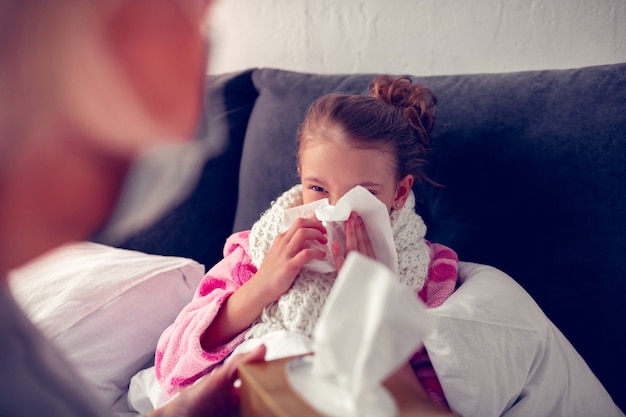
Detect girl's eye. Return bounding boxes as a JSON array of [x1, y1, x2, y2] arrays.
[[311, 185, 326, 193]]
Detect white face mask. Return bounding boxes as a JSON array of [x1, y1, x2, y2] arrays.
[[91, 137, 219, 245]]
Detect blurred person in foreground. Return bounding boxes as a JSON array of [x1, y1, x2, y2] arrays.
[[0, 1, 265, 416]]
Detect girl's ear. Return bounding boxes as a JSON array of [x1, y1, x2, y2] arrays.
[[394, 174, 414, 209]]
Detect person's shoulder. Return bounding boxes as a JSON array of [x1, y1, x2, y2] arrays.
[[224, 230, 252, 254], [426, 241, 459, 263]]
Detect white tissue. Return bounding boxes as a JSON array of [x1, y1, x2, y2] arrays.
[[286, 252, 433, 417], [282, 186, 398, 273]]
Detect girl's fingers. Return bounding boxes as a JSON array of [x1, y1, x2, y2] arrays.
[[355, 215, 375, 258], [346, 212, 375, 259], [280, 218, 326, 250], [332, 241, 345, 271], [345, 213, 357, 253], [284, 216, 326, 239], [292, 227, 328, 247], [273, 219, 327, 256], [291, 247, 327, 266]]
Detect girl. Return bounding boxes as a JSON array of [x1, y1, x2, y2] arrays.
[[155, 75, 459, 408]]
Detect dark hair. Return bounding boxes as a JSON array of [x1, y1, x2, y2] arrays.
[[297, 75, 437, 185]]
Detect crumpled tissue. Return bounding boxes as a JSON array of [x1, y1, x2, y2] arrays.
[[286, 252, 433, 417], [282, 185, 398, 274]]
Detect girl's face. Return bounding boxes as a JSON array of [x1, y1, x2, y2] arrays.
[[299, 137, 413, 213]]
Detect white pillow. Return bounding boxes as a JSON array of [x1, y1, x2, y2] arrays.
[[424, 261, 622, 417], [8, 242, 205, 409]]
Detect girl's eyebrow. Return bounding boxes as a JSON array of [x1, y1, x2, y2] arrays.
[[303, 177, 383, 190], [358, 181, 382, 188], [301, 176, 327, 185]]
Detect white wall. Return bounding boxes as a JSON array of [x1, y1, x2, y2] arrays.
[[207, 0, 626, 76]]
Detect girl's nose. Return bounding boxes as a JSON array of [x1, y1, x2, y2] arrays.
[[328, 189, 351, 206], [328, 194, 342, 206]]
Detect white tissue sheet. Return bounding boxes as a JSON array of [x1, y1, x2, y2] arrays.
[[287, 252, 433, 417], [283, 185, 398, 274]]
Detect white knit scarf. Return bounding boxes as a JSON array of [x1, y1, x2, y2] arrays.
[[246, 184, 430, 339]]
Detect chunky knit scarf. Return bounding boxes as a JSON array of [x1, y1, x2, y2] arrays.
[[246, 184, 430, 339]]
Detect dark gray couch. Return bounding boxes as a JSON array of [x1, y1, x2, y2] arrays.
[[119, 63, 626, 410]]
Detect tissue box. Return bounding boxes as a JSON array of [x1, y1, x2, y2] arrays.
[[238, 356, 455, 417]]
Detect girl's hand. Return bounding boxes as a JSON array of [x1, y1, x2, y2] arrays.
[[254, 216, 327, 303], [202, 217, 327, 351], [332, 212, 375, 270]]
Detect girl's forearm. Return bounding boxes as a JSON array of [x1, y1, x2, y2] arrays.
[[200, 273, 273, 351]]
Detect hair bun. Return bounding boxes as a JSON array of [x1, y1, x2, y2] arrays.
[[369, 75, 437, 139]]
